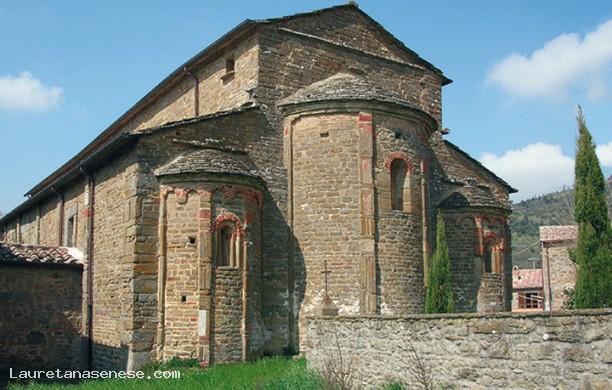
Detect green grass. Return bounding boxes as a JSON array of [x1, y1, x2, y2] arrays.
[[7, 357, 323, 390]]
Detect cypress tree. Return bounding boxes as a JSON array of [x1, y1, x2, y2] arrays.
[[426, 210, 455, 313], [572, 107, 612, 309]]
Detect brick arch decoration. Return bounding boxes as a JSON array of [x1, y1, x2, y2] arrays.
[[161, 185, 263, 209], [384, 151, 414, 173], [213, 213, 244, 239]]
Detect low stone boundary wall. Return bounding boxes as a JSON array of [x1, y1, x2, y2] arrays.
[[307, 310, 612, 389], [0, 263, 84, 374]]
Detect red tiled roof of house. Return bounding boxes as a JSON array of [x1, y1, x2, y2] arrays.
[[512, 268, 543, 290], [0, 242, 83, 266]]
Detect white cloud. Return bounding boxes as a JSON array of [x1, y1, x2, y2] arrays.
[[596, 142, 612, 167], [480, 143, 574, 201], [0, 71, 63, 111], [487, 19, 612, 100]]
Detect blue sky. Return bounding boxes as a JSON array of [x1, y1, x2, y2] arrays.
[[1, 1, 611, 213]]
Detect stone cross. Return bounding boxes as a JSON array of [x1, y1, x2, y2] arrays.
[[319, 259, 338, 316], [321, 259, 331, 298]]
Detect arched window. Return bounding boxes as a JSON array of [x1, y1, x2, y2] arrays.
[[483, 237, 501, 274], [215, 219, 238, 267], [390, 159, 408, 211]]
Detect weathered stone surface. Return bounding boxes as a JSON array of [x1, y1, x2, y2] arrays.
[[0, 3, 516, 370], [0, 264, 84, 373], [307, 310, 612, 389]]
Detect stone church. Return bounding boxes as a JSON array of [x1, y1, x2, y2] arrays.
[[0, 3, 516, 370]]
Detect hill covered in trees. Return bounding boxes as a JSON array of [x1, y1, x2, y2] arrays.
[[510, 176, 612, 268]]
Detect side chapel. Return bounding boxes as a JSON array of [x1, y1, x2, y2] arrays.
[[0, 3, 516, 369]]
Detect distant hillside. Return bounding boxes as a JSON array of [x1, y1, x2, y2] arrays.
[[510, 176, 612, 269]]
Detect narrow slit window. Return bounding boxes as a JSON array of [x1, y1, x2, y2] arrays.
[[66, 215, 76, 247], [390, 159, 408, 211], [225, 55, 235, 74]]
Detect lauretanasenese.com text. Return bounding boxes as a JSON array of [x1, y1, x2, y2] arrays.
[[9, 368, 181, 380]]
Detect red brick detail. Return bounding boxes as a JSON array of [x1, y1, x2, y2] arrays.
[[219, 185, 237, 200], [211, 185, 262, 207], [83, 208, 91, 218], [244, 211, 255, 225], [197, 189, 213, 199], [160, 187, 174, 198], [361, 157, 371, 171], [175, 188, 189, 199], [242, 188, 263, 208], [384, 152, 414, 173], [284, 126, 289, 136], [358, 112, 372, 122], [213, 213, 244, 238], [200, 209, 212, 219]]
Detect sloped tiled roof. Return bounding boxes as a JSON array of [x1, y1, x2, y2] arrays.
[[278, 72, 415, 109], [0, 242, 83, 267], [438, 185, 507, 209], [512, 268, 543, 290], [430, 134, 517, 194], [155, 148, 261, 178]]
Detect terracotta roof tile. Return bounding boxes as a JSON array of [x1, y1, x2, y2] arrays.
[[0, 242, 83, 266], [512, 268, 543, 290]]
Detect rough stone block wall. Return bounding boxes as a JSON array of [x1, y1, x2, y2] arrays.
[[374, 115, 429, 315], [444, 214, 479, 311], [262, 9, 444, 123], [139, 110, 280, 355], [159, 182, 263, 364], [130, 36, 258, 134], [0, 264, 84, 373], [540, 226, 577, 311], [290, 113, 362, 351], [18, 209, 37, 244], [163, 189, 200, 359], [61, 178, 88, 248], [546, 244, 577, 310], [91, 155, 137, 370], [4, 196, 62, 246], [38, 199, 61, 246], [212, 267, 243, 362], [307, 310, 612, 389], [477, 273, 505, 313]]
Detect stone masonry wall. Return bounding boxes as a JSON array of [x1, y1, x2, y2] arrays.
[[159, 181, 263, 364], [545, 243, 577, 311], [540, 226, 578, 311], [444, 214, 479, 310], [374, 114, 430, 315], [0, 264, 84, 373], [138, 109, 279, 355], [307, 310, 612, 390], [163, 189, 201, 359], [129, 36, 258, 134], [90, 152, 140, 370], [263, 7, 444, 123], [290, 113, 362, 352]]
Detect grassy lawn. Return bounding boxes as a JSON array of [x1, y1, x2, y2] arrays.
[[7, 357, 323, 390]]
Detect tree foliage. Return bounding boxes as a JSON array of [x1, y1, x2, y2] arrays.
[[426, 211, 455, 313], [572, 107, 612, 309]]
